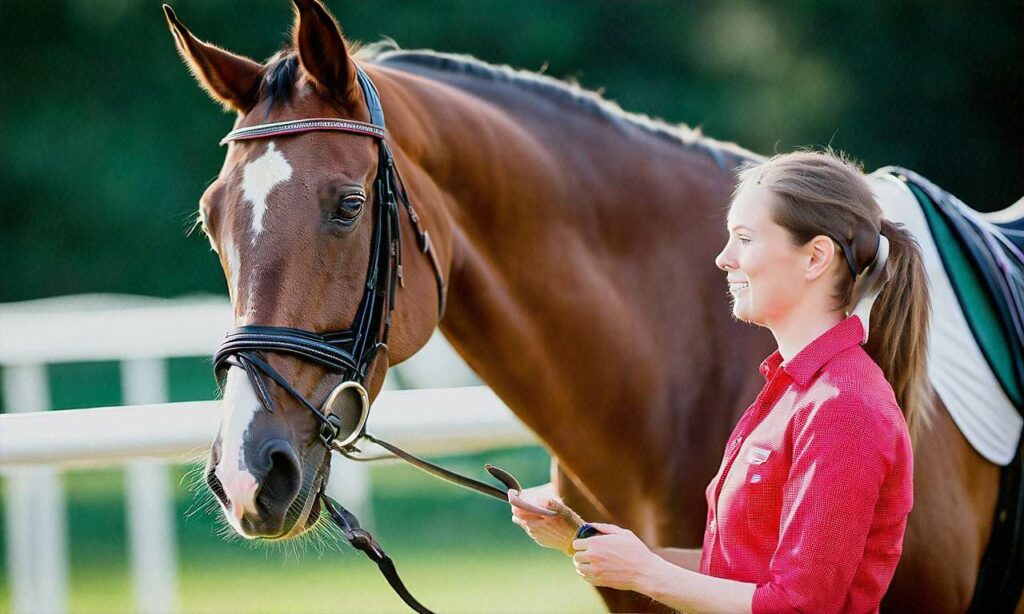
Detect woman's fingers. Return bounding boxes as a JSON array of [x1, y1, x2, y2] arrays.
[[508, 490, 547, 520], [508, 491, 558, 516], [572, 551, 593, 564], [571, 538, 593, 551], [586, 522, 626, 534], [509, 499, 544, 517]]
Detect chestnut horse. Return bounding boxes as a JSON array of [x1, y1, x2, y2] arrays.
[[165, 1, 1009, 611]]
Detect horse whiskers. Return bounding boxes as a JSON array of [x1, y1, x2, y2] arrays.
[[180, 460, 206, 490], [185, 490, 220, 520], [181, 460, 224, 520]]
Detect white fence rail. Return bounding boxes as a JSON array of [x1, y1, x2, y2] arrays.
[[1, 388, 530, 469], [0, 295, 524, 614]]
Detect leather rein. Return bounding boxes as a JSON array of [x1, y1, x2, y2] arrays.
[[212, 67, 551, 613]]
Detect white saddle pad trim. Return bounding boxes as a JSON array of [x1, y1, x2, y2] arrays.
[[868, 172, 1021, 466]]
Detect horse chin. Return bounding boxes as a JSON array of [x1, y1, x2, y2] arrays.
[[265, 453, 330, 541], [265, 494, 321, 541]]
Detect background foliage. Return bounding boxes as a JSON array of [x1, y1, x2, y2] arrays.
[[2, 0, 1021, 302]]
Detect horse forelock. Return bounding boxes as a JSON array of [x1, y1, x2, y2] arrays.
[[257, 52, 300, 110]]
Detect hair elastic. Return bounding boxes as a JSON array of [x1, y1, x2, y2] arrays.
[[847, 233, 890, 343], [830, 234, 859, 279]]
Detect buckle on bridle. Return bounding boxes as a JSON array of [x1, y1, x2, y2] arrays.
[[320, 413, 345, 447]]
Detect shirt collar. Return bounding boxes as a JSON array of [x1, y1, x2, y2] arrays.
[[759, 351, 784, 381], [759, 316, 866, 386]]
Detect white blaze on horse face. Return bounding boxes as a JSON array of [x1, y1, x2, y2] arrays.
[[215, 366, 261, 536], [241, 141, 292, 241]]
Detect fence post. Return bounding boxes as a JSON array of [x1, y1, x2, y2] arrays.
[[121, 359, 178, 614], [323, 457, 373, 529], [2, 364, 68, 614]]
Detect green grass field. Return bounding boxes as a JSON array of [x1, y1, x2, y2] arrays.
[[0, 446, 605, 613]]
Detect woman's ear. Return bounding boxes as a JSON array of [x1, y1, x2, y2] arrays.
[[805, 235, 838, 281]]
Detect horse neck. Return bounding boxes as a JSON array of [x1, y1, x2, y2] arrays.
[[378, 63, 772, 502]]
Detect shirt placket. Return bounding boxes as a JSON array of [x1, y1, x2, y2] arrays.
[[706, 368, 790, 575]]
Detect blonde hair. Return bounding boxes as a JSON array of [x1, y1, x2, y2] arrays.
[[735, 148, 932, 441]]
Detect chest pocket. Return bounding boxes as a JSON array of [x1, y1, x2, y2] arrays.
[[737, 444, 786, 537]]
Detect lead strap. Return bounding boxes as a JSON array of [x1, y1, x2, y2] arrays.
[[322, 494, 436, 614]]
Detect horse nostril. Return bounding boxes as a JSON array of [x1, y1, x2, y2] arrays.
[[205, 464, 230, 508], [253, 439, 302, 522]]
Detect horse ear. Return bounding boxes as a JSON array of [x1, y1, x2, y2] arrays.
[[292, 0, 359, 109], [163, 5, 262, 112]]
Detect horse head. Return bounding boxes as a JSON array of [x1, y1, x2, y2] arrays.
[[165, 0, 445, 539]]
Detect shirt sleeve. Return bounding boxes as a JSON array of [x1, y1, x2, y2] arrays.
[[750, 395, 909, 614]]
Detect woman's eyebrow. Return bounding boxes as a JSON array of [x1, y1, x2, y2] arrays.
[[728, 224, 755, 233]]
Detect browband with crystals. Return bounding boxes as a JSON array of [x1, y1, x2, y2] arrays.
[[220, 118, 386, 145]]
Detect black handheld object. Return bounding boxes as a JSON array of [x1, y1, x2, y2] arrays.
[[576, 523, 602, 539]]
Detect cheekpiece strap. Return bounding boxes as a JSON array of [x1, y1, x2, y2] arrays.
[[356, 67, 387, 128]]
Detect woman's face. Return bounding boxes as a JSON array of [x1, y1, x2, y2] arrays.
[[715, 184, 809, 327]]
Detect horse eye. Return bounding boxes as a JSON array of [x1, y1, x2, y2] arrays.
[[330, 195, 364, 225]]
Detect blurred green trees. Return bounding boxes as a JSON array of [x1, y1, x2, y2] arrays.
[[2, 0, 1020, 301]]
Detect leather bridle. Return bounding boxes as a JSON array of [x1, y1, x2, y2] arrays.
[[214, 67, 445, 452], [210, 66, 551, 614]]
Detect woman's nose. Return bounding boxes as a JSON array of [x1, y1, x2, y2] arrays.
[[715, 244, 735, 271]]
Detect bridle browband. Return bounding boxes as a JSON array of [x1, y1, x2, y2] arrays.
[[210, 66, 547, 614]]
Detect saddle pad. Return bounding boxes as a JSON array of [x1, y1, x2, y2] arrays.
[[867, 172, 1022, 465], [904, 180, 1022, 405]]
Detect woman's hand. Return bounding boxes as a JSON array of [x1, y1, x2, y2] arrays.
[[508, 483, 578, 552], [571, 522, 665, 592]]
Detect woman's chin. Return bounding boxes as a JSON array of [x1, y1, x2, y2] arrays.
[[732, 304, 764, 326], [732, 302, 750, 322]]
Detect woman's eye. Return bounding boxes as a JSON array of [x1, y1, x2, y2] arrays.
[[738, 237, 751, 245], [330, 195, 364, 224]]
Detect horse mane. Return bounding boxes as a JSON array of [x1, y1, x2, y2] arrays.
[[256, 44, 760, 170]]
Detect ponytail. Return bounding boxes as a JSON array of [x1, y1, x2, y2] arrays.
[[863, 220, 932, 442]]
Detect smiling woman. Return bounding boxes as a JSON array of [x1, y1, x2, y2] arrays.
[[512, 149, 931, 614]]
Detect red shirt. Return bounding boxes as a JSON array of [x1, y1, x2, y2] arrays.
[[698, 316, 913, 614]]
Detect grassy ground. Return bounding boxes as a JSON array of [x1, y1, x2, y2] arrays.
[[55, 549, 601, 614], [0, 451, 605, 613]]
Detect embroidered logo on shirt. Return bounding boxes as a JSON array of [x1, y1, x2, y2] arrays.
[[746, 446, 772, 465], [750, 474, 763, 484]]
